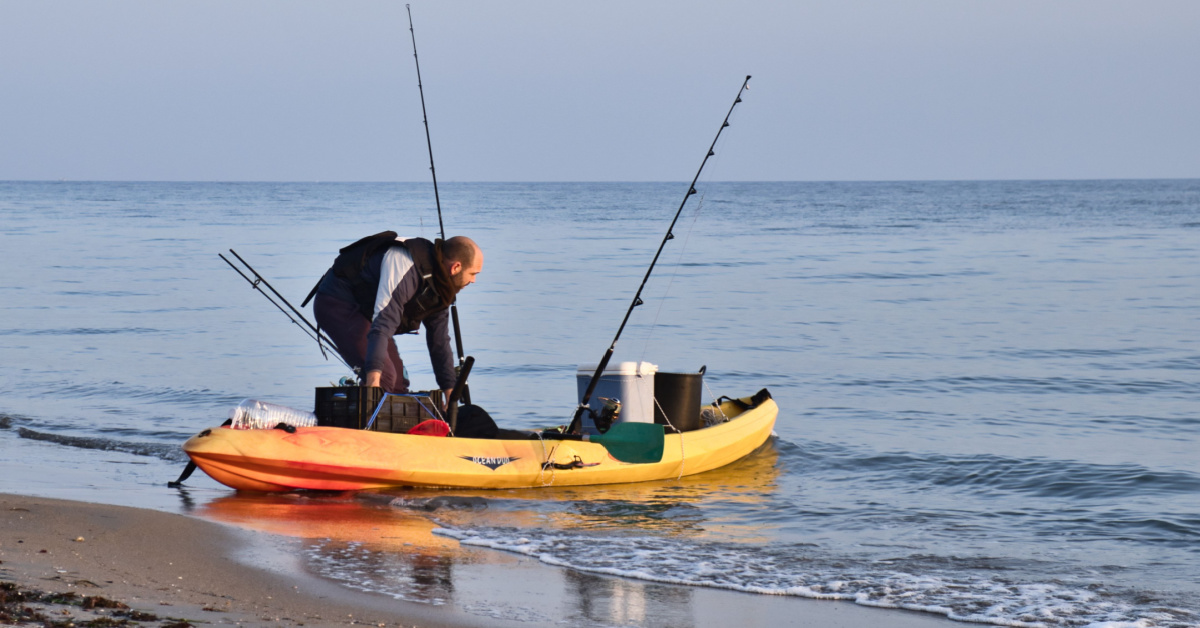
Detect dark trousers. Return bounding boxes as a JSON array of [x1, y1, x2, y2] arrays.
[[313, 293, 410, 393]]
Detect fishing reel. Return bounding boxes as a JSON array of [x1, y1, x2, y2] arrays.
[[588, 397, 622, 434]]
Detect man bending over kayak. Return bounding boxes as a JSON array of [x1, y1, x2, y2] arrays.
[[306, 232, 483, 399]]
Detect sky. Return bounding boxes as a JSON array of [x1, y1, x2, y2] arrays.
[[2, 1, 1198, 182]]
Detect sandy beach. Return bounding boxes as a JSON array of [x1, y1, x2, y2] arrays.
[[1, 492, 963, 628], [0, 493, 469, 627]]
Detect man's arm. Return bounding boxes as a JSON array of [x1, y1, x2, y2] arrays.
[[365, 308, 454, 405], [424, 309, 457, 392], [364, 261, 421, 376]]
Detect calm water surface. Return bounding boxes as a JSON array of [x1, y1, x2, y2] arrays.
[[1, 180, 1198, 627]]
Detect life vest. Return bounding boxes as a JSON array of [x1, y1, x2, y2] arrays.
[[311, 232, 452, 334]]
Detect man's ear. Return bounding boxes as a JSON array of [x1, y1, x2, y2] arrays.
[[447, 260, 463, 275]]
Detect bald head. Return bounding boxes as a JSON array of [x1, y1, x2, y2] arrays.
[[443, 236, 480, 267]]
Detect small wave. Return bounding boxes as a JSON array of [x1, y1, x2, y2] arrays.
[[836, 375, 1197, 397], [17, 427, 188, 463], [387, 496, 489, 512], [809, 222, 867, 230], [114, 306, 223, 314], [435, 526, 1200, 628], [1086, 413, 1200, 431], [990, 347, 1161, 360], [477, 362, 575, 375], [19, 379, 242, 408], [0, 327, 160, 336], [802, 270, 992, 282], [1081, 515, 1200, 546], [0, 412, 36, 430], [54, 290, 148, 297], [678, 260, 768, 268], [1144, 355, 1200, 371], [788, 441, 1200, 502]]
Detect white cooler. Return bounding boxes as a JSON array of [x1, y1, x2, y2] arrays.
[[576, 361, 658, 431]]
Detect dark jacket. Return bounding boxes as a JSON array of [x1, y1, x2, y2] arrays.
[[316, 236, 456, 390]]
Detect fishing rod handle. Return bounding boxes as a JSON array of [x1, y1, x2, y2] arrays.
[[446, 355, 474, 433]]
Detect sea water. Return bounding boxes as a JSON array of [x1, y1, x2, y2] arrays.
[[1, 180, 1198, 627]]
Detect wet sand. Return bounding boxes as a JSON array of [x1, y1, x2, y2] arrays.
[[0, 493, 466, 627], [1, 492, 960, 627]]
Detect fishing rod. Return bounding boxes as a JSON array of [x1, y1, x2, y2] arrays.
[[406, 4, 470, 404], [567, 75, 751, 434], [220, 250, 351, 372], [171, 252, 352, 490]]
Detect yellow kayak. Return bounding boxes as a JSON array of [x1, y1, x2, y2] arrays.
[[182, 393, 778, 492]]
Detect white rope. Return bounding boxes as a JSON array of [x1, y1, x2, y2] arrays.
[[650, 396, 687, 480], [535, 431, 558, 487], [701, 378, 730, 424]]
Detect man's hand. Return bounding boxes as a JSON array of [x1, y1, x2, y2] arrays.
[[365, 370, 382, 388], [442, 389, 452, 411]]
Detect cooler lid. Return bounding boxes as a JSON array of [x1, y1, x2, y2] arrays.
[[576, 361, 658, 376]]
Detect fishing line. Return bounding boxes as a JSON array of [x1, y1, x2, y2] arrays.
[[635, 191, 706, 364], [635, 98, 744, 366], [406, 4, 471, 403], [569, 76, 752, 434]]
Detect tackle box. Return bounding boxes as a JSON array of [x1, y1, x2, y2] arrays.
[[314, 386, 444, 433]]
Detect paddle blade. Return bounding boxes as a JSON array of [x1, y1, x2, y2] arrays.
[[590, 423, 665, 464]]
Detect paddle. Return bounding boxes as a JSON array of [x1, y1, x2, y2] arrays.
[[541, 422, 665, 464]]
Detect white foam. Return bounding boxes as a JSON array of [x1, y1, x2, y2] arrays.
[[433, 526, 1200, 628]]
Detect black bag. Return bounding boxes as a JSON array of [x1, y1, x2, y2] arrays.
[[454, 404, 498, 439]]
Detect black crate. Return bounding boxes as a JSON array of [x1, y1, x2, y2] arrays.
[[314, 386, 444, 433]]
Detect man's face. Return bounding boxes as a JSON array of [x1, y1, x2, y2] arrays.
[[448, 252, 483, 293]]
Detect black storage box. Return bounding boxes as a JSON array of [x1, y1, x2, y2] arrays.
[[314, 386, 444, 433], [653, 371, 704, 432]]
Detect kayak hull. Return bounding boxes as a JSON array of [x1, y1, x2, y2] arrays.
[[183, 395, 777, 492]]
